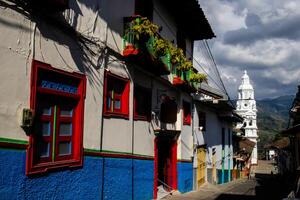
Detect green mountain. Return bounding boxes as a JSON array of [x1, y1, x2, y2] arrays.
[[256, 95, 294, 158], [257, 95, 293, 132]]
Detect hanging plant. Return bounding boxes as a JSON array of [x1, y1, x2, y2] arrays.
[[130, 17, 159, 40], [190, 72, 207, 83], [153, 37, 171, 56], [176, 60, 193, 71], [170, 47, 185, 64]]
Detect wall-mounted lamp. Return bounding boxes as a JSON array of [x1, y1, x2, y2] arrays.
[[21, 108, 34, 129]]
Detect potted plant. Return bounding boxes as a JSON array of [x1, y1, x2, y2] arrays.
[[131, 17, 158, 40], [123, 16, 158, 56], [190, 72, 207, 89], [169, 47, 185, 81], [190, 72, 207, 83], [152, 37, 171, 70], [173, 59, 192, 83], [170, 47, 185, 66]]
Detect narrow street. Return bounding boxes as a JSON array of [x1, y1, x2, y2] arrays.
[[167, 160, 293, 200]]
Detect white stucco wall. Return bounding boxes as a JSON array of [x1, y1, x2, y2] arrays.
[[0, 9, 31, 141], [0, 5, 108, 150], [178, 94, 193, 160], [133, 69, 155, 157], [196, 106, 233, 170], [133, 121, 155, 156], [100, 0, 135, 53], [102, 118, 132, 153], [0, 1, 197, 161]]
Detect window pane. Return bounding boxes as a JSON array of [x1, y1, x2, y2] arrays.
[[60, 108, 73, 117], [106, 74, 128, 114], [114, 79, 125, 95], [41, 122, 51, 136], [107, 96, 111, 110], [58, 142, 72, 155], [39, 142, 50, 158], [59, 122, 72, 136], [42, 107, 52, 115], [114, 100, 121, 109]]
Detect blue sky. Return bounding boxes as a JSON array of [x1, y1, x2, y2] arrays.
[[196, 0, 300, 99]]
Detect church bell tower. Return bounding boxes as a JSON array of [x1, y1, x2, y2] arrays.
[[236, 70, 258, 165]]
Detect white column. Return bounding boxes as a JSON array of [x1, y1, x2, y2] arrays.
[[250, 140, 258, 165]]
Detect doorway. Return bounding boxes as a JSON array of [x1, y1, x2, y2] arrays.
[[197, 147, 206, 188], [154, 136, 177, 197]]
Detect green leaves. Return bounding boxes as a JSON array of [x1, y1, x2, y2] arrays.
[[190, 72, 207, 83], [170, 47, 185, 64], [125, 16, 198, 74], [153, 37, 171, 56], [176, 61, 193, 71], [131, 17, 159, 40]]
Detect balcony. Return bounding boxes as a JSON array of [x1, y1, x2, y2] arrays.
[[172, 70, 197, 93], [123, 16, 207, 91], [123, 16, 171, 75]]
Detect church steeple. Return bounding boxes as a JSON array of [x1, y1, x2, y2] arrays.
[[236, 70, 258, 165], [238, 70, 254, 100], [242, 70, 251, 85]]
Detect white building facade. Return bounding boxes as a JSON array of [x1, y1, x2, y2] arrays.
[[236, 71, 258, 165]]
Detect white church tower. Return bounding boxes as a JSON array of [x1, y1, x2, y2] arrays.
[[236, 70, 258, 165]]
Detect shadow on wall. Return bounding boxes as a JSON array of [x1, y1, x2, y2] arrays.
[[0, 0, 129, 100]]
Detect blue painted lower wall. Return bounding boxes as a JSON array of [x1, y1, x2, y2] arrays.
[[103, 158, 154, 200], [217, 169, 231, 184], [0, 149, 154, 200], [133, 160, 154, 200], [177, 162, 193, 193]]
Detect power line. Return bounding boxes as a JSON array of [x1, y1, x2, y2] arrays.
[[195, 41, 226, 93], [204, 40, 227, 94], [204, 40, 233, 102], [200, 41, 223, 88]]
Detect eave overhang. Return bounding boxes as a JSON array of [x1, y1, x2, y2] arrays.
[[161, 0, 215, 40], [219, 112, 244, 123], [281, 124, 300, 135], [197, 99, 234, 111]]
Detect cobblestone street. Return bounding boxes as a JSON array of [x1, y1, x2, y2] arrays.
[[167, 160, 292, 200]]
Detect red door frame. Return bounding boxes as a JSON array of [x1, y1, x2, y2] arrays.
[[153, 137, 178, 199]]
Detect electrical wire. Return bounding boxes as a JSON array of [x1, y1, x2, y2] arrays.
[[205, 40, 231, 98], [194, 41, 226, 93]]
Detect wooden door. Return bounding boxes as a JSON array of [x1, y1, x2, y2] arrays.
[[197, 147, 206, 188]]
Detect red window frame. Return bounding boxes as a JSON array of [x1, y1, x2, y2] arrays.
[[26, 60, 86, 175], [183, 101, 191, 125], [134, 85, 151, 121], [103, 71, 130, 118]]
